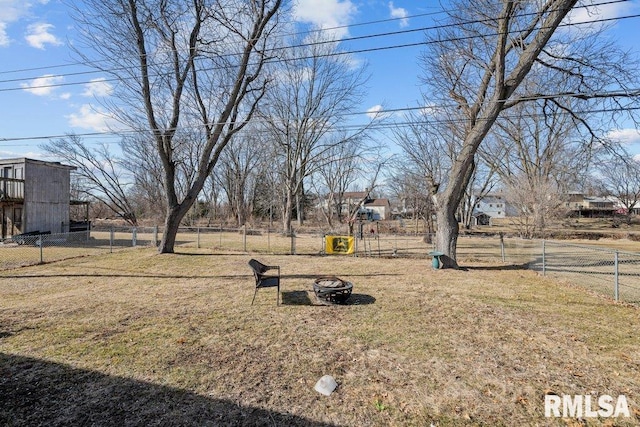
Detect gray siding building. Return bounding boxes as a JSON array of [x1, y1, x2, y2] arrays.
[[1, 158, 76, 239]]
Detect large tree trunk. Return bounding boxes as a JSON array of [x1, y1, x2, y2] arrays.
[[159, 204, 190, 253], [425, 0, 581, 267], [434, 149, 478, 267], [283, 192, 293, 234], [435, 205, 459, 263], [296, 192, 304, 227]]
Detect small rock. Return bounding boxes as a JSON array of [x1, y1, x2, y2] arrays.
[[314, 375, 338, 396]]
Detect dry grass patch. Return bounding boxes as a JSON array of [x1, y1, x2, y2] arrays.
[[1, 248, 639, 426]]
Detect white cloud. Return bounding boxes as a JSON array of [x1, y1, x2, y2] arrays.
[[82, 78, 113, 97], [569, 1, 635, 24], [25, 22, 62, 49], [607, 128, 640, 145], [21, 74, 64, 96], [367, 104, 394, 120], [293, 0, 357, 39], [0, 149, 45, 159], [0, 0, 32, 46], [67, 104, 115, 132], [564, 1, 638, 34], [0, 22, 9, 46], [388, 2, 409, 28], [0, 1, 26, 21], [366, 104, 383, 118], [419, 101, 441, 117]]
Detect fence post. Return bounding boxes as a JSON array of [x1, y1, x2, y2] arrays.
[[267, 227, 271, 253], [132, 227, 137, 247], [354, 233, 358, 256], [542, 240, 546, 276], [290, 229, 296, 255], [153, 226, 159, 247], [110, 227, 114, 253], [614, 250, 619, 301], [39, 235, 44, 264], [243, 225, 247, 252], [197, 227, 201, 249], [500, 232, 505, 262]]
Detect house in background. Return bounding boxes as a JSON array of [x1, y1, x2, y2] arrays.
[[565, 193, 616, 217], [324, 191, 391, 221], [472, 194, 516, 225], [363, 198, 391, 220], [0, 158, 77, 240]]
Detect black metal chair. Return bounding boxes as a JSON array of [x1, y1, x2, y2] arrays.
[[248, 259, 280, 305]]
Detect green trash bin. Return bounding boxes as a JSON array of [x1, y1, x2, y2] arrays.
[[428, 251, 444, 269]]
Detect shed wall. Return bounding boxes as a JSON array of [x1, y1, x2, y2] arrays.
[[23, 161, 70, 233]]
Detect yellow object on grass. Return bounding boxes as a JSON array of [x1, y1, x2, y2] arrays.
[[325, 235, 354, 255]]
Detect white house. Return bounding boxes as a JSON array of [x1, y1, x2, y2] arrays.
[[472, 194, 515, 225]]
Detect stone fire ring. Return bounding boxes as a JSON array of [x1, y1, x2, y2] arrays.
[[313, 276, 353, 304]]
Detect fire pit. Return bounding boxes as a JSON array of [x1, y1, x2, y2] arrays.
[[313, 277, 353, 304]]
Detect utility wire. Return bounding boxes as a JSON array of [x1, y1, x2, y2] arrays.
[[3, 11, 639, 94], [0, 6, 450, 76], [2, 99, 639, 145], [0, 0, 627, 78], [0, 0, 633, 88]]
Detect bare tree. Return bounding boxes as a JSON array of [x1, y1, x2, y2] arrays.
[[420, 0, 638, 266], [213, 128, 266, 226], [261, 30, 372, 234], [391, 107, 498, 231], [71, 0, 283, 253], [597, 156, 640, 225], [479, 98, 597, 235], [504, 173, 567, 238], [459, 160, 498, 230], [119, 134, 167, 223], [391, 109, 452, 202], [385, 165, 436, 235], [482, 95, 597, 194], [311, 134, 373, 229], [42, 135, 138, 225]]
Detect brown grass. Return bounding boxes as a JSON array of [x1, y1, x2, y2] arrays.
[[1, 248, 639, 426]]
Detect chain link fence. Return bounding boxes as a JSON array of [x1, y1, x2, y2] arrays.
[[528, 240, 640, 304], [0, 228, 159, 270], [1, 225, 639, 304]]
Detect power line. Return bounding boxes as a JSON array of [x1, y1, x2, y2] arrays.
[[2, 0, 627, 78], [2, 92, 638, 145], [2, 12, 638, 95], [0, 6, 452, 77], [0, 0, 634, 90]]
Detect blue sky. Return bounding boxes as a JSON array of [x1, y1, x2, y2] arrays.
[[1, 0, 639, 160]]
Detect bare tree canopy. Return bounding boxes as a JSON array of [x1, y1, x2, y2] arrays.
[[420, 0, 639, 265], [69, 0, 283, 252], [261, 29, 373, 234], [42, 135, 138, 225], [597, 155, 640, 224]]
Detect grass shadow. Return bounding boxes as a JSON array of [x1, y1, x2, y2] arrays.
[[280, 291, 376, 306], [281, 290, 315, 305], [0, 352, 337, 426], [281, 291, 376, 306], [463, 262, 533, 271], [344, 293, 376, 305]]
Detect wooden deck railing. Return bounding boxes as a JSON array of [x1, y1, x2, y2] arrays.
[[0, 177, 24, 201]]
